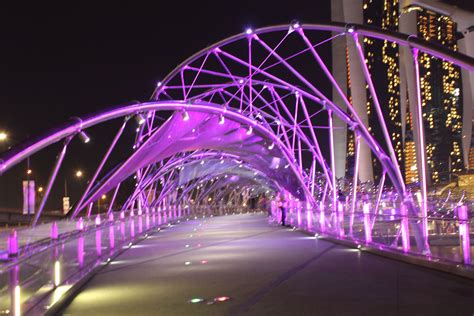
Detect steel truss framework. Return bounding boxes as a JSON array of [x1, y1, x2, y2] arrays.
[[1, 22, 473, 257]]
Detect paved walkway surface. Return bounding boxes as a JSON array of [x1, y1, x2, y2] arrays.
[[64, 213, 474, 316]]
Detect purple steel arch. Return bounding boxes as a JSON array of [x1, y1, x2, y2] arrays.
[[0, 21, 472, 256]]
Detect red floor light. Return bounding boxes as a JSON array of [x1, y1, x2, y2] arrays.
[[214, 296, 231, 302]]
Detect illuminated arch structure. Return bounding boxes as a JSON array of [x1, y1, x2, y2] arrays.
[[1, 22, 473, 260]]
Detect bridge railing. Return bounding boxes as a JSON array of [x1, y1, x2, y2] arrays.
[[0, 205, 257, 315], [0, 206, 195, 315], [277, 202, 472, 268]]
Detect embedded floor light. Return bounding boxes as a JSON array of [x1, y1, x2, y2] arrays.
[[135, 114, 146, 125], [245, 28, 253, 35], [219, 114, 225, 125], [78, 131, 90, 143], [347, 27, 355, 33], [182, 111, 190, 121], [268, 142, 275, 150]]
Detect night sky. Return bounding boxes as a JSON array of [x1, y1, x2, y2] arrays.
[[1, 1, 332, 139]]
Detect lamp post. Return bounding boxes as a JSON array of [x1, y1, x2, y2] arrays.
[[98, 194, 106, 214], [2, 132, 35, 216], [63, 170, 85, 214]]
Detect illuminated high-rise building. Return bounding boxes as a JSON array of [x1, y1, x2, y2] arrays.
[[399, 2, 465, 184], [331, 0, 473, 186], [363, 0, 403, 182]]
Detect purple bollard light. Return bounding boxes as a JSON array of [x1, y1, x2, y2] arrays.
[[95, 214, 101, 226], [400, 203, 410, 253], [76, 217, 84, 231], [457, 205, 471, 265], [108, 213, 114, 222], [96, 229, 102, 256], [51, 221, 59, 240], [8, 230, 18, 257], [109, 224, 115, 250], [77, 235, 84, 267], [363, 202, 372, 243], [306, 210, 313, 230]]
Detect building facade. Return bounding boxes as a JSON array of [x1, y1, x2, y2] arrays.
[[331, 0, 473, 186]]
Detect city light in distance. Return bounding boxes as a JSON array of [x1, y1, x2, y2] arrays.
[[27, 169, 32, 175], [38, 187, 44, 193], [189, 298, 204, 304], [101, 194, 107, 200], [75, 170, 83, 178], [0, 131, 7, 141]]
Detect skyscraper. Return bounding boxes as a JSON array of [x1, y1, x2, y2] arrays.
[[399, 3, 465, 184], [331, 0, 473, 186]]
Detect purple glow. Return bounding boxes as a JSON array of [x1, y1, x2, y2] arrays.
[[51, 221, 59, 239], [8, 230, 18, 257], [109, 225, 115, 250], [457, 205, 471, 265], [96, 229, 102, 256], [95, 214, 101, 226], [78, 235, 84, 267], [76, 217, 84, 231], [412, 48, 429, 251], [400, 203, 410, 253], [363, 202, 372, 243]]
